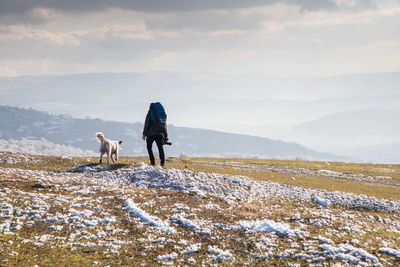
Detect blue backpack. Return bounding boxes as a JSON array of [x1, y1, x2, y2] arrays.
[[150, 102, 167, 133]]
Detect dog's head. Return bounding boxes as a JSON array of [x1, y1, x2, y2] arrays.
[[96, 132, 105, 142], [118, 141, 123, 150]]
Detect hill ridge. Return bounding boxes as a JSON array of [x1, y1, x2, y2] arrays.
[[0, 105, 341, 160]]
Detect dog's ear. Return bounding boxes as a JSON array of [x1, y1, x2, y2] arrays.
[[119, 141, 123, 144]]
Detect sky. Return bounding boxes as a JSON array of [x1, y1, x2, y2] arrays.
[[0, 0, 400, 161], [0, 0, 400, 77]]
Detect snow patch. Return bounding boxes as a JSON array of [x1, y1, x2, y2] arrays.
[[155, 252, 178, 261], [313, 196, 331, 207], [232, 219, 302, 237], [182, 243, 201, 254], [208, 246, 233, 262], [320, 244, 378, 263], [123, 199, 176, 234], [379, 247, 400, 258], [0, 139, 96, 157]]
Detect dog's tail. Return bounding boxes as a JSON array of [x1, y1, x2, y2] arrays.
[[96, 132, 105, 143]]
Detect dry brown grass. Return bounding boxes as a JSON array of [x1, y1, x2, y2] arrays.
[[1, 154, 400, 266], [163, 158, 400, 201]]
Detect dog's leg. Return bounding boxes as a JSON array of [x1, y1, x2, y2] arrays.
[[110, 152, 115, 163], [107, 151, 111, 163], [99, 151, 104, 164], [114, 151, 118, 162]]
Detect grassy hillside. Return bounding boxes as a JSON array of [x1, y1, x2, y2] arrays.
[[1, 152, 399, 266]]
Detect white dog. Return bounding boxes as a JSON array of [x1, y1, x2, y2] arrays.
[[95, 132, 122, 164]]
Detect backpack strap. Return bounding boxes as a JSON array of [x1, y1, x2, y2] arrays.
[[151, 105, 160, 123]]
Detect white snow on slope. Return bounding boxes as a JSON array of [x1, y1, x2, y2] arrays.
[[208, 246, 233, 262], [155, 252, 178, 261], [182, 243, 201, 254], [379, 247, 400, 258], [313, 197, 331, 207], [200, 160, 396, 186], [1, 157, 400, 265], [233, 220, 302, 237], [123, 199, 176, 234], [317, 235, 333, 244], [320, 244, 378, 263], [0, 139, 96, 157], [111, 164, 400, 214], [169, 214, 212, 236]]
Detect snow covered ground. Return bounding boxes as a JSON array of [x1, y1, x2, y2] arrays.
[[0, 139, 96, 157], [191, 159, 400, 188], [0, 152, 399, 265]]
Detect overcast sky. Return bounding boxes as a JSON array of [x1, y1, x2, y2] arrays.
[[0, 0, 399, 77]]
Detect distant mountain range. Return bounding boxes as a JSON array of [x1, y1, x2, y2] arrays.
[[1, 71, 399, 162], [1, 71, 400, 127], [0, 106, 341, 161], [292, 108, 400, 141], [287, 108, 400, 163], [349, 142, 400, 164]]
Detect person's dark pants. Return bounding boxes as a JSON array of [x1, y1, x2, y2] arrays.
[[146, 135, 165, 166]]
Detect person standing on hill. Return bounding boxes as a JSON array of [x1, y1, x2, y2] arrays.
[[142, 102, 168, 167]]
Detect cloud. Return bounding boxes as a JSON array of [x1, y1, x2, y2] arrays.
[[0, 0, 379, 30], [28, 7, 60, 23], [0, 0, 398, 76], [0, 65, 17, 76], [91, 23, 155, 40], [144, 8, 267, 32], [143, 3, 396, 35], [0, 0, 376, 17], [0, 6, 61, 25], [0, 21, 155, 47], [0, 25, 82, 45]]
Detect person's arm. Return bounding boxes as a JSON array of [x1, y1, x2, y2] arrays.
[[142, 113, 150, 140], [163, 113, 168, 140], [163, 126, 168, 141]]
